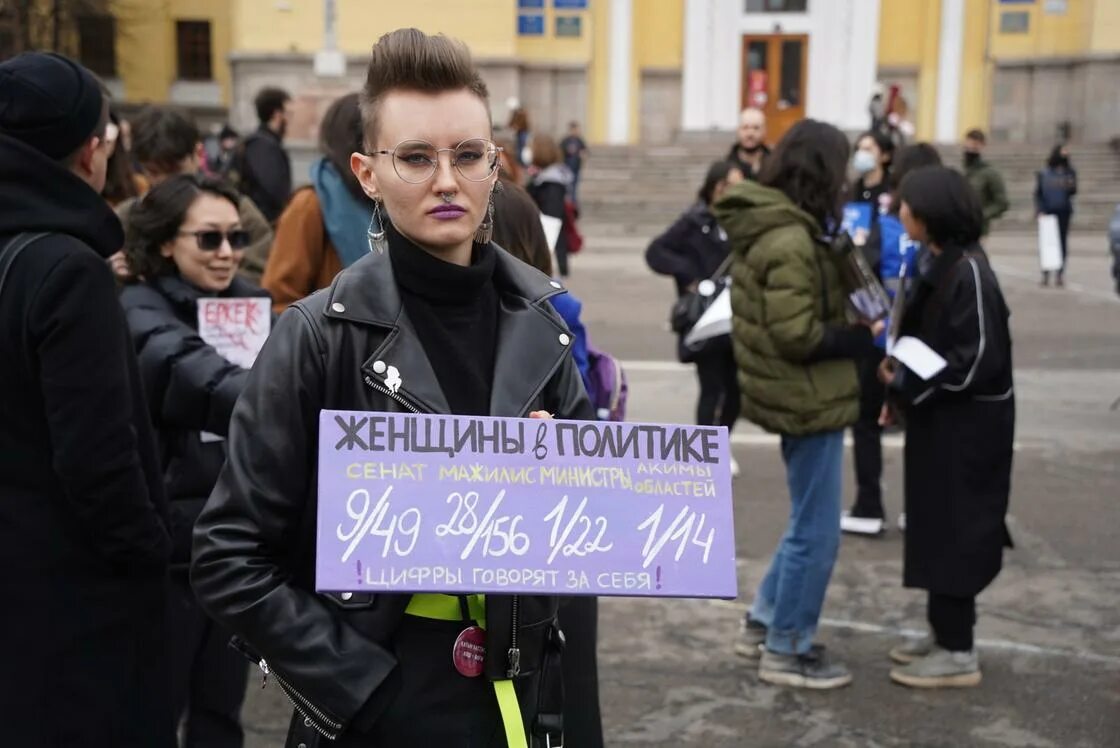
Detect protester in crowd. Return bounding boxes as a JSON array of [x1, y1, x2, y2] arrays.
[[887, 95, 916, 147], [508, 105, 531, 166], [191, 28, 592, 747], [879, 165, 1014, 689], [116, 106, 272, 283], [842, 143, 943, 536], [646, 160, 744, 475], [528, 134, 575, 277], [103, 109, 148, 207], [0, 52, 173, 747], [120, 174, 263, 746], [852, 130, 895, 219], [727, 107, 769, 181], [262, 93, 374, 313], [716, 120, 882, 689], [560, 120, 589, 207], [241, 86, 293, 224], [210, 124, 241, 180], [489, 181, 603, 748], [962, 129, 1009, 236], [1109, 202, 1120, 296], [1035, 144, 1078, 287]]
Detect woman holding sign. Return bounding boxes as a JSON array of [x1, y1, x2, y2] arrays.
[[191, 28, 594, 748], [878, 166, 1014, 689], [120, 173, 268, 746]]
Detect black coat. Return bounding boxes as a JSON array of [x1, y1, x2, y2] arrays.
[[120, 275, 268, 571], [0, 134, 173, 747], [190, 240, 594, 745], [645, 202, 733, 360], [890, 243, 1015, 597], [242, 126, 292, 223]]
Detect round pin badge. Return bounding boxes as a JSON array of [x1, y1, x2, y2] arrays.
[[452, 626, 486, 678]]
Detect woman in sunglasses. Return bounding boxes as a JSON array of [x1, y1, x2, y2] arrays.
[[119, 173, 267, 747], [191, 28, 592, 748]]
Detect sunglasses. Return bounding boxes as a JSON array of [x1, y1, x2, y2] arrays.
[[178, 230, 251, 251]]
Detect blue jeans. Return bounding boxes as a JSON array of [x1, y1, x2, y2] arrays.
[[749, 430, 844, 655]]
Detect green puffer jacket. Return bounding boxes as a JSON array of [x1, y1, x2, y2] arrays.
[[713, 181, 859, 435]]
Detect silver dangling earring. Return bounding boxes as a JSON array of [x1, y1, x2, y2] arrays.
[[367, 199, 388, 255], [474, 194, 495, 244]]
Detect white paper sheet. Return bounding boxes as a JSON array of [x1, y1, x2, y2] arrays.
[[1037, 214, 1063, 272], [540, 214, 562, 252], [891, 335, 948, 381], [197, 297, 271, 370]]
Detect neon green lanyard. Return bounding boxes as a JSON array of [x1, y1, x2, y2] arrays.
[[405, 593, 528, 748]]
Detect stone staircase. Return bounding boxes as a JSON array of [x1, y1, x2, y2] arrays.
[[578, 140, 1120, 238]]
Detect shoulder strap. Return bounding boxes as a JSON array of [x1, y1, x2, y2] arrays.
[[710, 253, 735, 282], [0, 233, 49, 300]]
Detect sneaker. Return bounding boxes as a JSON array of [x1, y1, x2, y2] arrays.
[[758, 646, 853, 690], [841, 510, 885, 536], [890, 647, 981, 688], [897, 513, 907, 532], [730, 456, 741, 479], [734, 616, 767, 660], [889, 633, 935, 664]]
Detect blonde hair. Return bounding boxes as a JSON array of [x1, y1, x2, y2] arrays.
[[360, 27, 490, 148]]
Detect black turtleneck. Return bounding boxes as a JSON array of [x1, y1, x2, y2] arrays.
[[388, 225, 499, 416]]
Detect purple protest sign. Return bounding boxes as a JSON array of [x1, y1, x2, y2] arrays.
[[316, 410, 737, 598]]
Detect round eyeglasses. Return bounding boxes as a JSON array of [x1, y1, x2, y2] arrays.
[[368, 139, 502, 184]]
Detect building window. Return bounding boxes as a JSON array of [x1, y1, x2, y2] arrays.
[[78, 15, 116, 77], [999, 11, 1030, 33], [745, 0, 808, 11], [176, 20, 212, 81]]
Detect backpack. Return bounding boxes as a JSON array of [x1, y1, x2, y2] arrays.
[[584, 345, 627, 421]]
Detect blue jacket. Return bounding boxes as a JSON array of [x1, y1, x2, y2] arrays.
[[876, 213, 922, 349], [549, 291, 591, 390]]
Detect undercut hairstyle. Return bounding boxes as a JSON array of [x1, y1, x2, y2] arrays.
[[319, 92, 369, 203], [759, 119, 851, 230], [898, 166, 983, 249], [124, 174, 240, 281], [491, 182, 553, 276], [131, 106, 200, 173], [359, 27, 490, 149], [255, 87, 291, 125], [965, 128, 986, 144]]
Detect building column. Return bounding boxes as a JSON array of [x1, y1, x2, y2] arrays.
[[607, 0, 633, 144], [935, 0, 965, 142], [314, 0, 345, 77]]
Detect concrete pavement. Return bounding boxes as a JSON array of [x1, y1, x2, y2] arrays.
[[241, 231, 1120, 747]]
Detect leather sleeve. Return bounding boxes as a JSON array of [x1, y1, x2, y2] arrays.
[[190, 304, 397, 729]]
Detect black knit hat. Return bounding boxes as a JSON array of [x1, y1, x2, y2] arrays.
[[0, 52, 105, 160]]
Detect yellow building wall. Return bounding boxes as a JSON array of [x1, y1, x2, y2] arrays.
[[877, 0, 928, 68], [1089, 0, 1120, 52], [115, 0, 233, 105], [915, 0, 941, 142], [988, 0, 1089, 59], [516, 2, 592, 63], [634, 0, 683, 70], [230, 0, 322, 54], [956, 0, 992, 138], [586, 0, 611, 144]]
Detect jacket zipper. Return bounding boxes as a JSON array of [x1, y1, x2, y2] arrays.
[[258, 659, 343, 740], [363, 374, 531, 680], [507, 595, 521, 677]]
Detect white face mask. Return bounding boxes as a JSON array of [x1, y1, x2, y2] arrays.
[[853, 149, 878, 175]]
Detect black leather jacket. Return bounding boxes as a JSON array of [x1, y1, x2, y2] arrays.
[[190, 242, 593, 742]]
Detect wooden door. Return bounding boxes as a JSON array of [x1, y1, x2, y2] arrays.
[[741, 34, 809, 143]]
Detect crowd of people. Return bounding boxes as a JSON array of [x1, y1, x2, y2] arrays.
[[0, 31, 1061, 747]]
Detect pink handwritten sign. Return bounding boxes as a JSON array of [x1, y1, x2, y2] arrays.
[[197, 298, 271, 369]]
